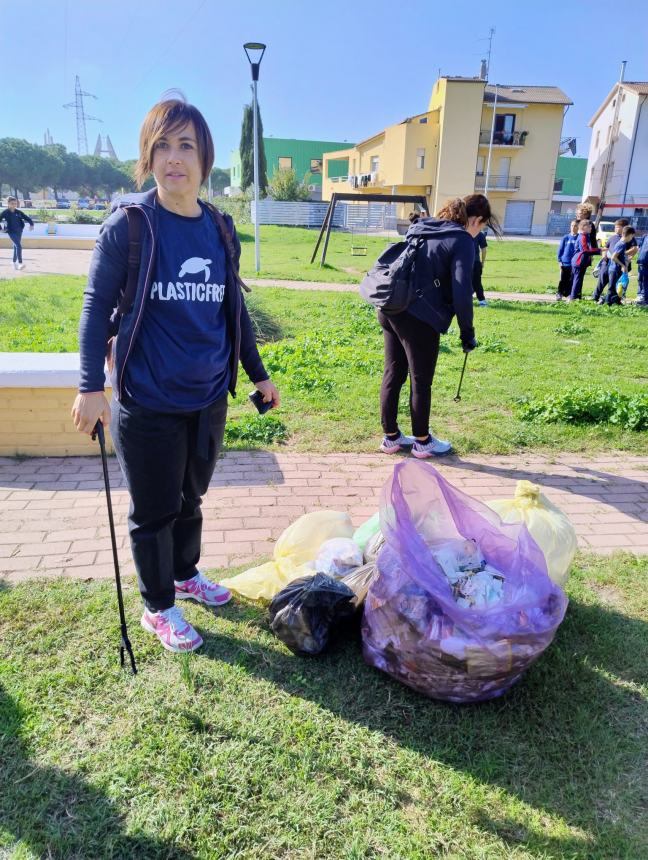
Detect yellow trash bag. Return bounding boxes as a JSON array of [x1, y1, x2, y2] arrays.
[[488, 480, 576, 587], [219, 510, 354, 601]]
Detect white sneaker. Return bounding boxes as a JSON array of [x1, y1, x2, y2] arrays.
[[18, 263, 25, 270], [13, 262, 19, 270], [412, 433, 452, 458], [380, 431, 415, 454], [141, 605, 203, 653]]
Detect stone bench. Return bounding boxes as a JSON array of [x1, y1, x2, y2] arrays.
[[0, 353, 112, 456]]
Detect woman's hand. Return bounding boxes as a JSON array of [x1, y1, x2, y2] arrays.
[[29, 224, 34, 231], [71, 391, 111, 435], [255, 379, 281, 408]]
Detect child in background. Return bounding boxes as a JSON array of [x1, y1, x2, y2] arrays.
[[0, 197, 34, 269], [570, 219, 601, 301], [636, 233, 648, 306], [556, 220, 578, 300], [593, 218, 629, 302], [606, 225, 637, 306]]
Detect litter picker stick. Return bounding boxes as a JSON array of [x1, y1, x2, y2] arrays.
[[92, 420, 137, 675], [454, 352, 469, 403]]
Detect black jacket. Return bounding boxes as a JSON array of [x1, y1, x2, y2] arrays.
[[0, 208, 34, 234], [78, 189, 268, 399], [405, 218, 475, 344]]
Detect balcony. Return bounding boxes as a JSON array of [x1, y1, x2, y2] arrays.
[[479, 129, 528, 147], [475, 174, 521, 191]]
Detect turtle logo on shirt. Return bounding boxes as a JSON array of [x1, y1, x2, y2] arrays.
[[178, 257, 212, 282]]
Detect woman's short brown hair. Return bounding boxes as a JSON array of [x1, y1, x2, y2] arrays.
[[436, 194, 502, 236], [135, 98, 214, 188]]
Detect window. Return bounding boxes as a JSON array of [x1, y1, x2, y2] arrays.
[[494, 113, 516, 144], [370, 155, 379, 173], [595, 129, 600, 149], [476, 156, 485, 176], [278, 156, 292, 170], [553, 178, 564, 192], [606, 125, 612, 144], [310, 158, 322, 174], [416, 148, 425, 169], [419, 117, 428, 124]]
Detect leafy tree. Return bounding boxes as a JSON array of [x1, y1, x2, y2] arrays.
[[239, 102, 267, 194], [209, 166, 230, 195], [267, 167, 311, 201]]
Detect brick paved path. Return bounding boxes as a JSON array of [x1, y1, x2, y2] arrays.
[[1, 452, 647, 583]]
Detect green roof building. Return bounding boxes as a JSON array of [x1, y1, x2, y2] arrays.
[[229, 137, 353, 200], [551, 156, 588, 213]]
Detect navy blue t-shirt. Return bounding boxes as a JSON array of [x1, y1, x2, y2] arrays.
[[473, 231, 487, 266], [125, 204, 230, 411]]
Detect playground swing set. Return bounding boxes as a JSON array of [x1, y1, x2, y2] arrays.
[[310, 192, 429, 267]]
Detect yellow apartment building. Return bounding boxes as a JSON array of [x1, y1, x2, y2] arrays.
[[322, 77, 572, 235]]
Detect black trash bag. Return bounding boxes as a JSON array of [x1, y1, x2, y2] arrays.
[[268, 573, 356, 656]]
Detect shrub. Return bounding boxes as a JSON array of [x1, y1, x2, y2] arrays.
[[517, 387, 648, 431], [224, 414, 288, 445]]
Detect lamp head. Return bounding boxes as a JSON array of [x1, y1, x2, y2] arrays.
[[244, 42, 266, 81]]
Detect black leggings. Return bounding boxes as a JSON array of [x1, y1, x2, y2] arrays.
[[378, 310, 440, 438]]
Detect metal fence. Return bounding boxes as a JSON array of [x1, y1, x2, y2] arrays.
[[251, 199, 398, 231]]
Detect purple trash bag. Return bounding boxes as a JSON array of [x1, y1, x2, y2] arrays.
[[361, 461, 568, 703]]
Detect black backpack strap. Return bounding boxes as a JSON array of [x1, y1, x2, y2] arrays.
[[117, 207, 143, 315], [203, 201, 251, 293]]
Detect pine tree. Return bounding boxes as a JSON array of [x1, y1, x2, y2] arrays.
[[239, 102, 267, 195]]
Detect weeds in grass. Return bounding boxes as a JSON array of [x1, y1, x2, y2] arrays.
[[518, 388, 648, 431]]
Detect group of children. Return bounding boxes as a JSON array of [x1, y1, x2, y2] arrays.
[[0, 196, 34, 270], [557, 206, 647, 306]]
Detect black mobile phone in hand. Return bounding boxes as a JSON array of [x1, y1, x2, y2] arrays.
[[249, 390, 274, 415]]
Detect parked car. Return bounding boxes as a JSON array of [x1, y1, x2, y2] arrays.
[[92, 199, 109, 210], [56, 198, 71, 209], [597, 221, 616, 248], [77, 197, 90, 210]]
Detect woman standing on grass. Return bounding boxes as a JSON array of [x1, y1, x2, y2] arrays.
[[379, 194, 500, 458], [72, 97, 280, 654]]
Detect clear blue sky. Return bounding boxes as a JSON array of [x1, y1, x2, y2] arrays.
[[2, 0, 647, 167]]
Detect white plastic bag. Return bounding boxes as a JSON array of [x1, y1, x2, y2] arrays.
[[315, 538, 363, 577]]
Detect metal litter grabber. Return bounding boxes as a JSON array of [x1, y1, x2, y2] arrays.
[[454, 351, 469, 403], [92, 420, 137, 675]]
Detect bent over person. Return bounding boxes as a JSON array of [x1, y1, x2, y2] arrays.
[[378, 194, 501, 458], [72, 97, 280, 653]]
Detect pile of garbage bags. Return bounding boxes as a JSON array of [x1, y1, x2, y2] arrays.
[[222, 463, 572, 703], [362, 461, 568, 703]]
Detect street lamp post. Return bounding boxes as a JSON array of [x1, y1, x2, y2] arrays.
[[244, 42, 266, 274]]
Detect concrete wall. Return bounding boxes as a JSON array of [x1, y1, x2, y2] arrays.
[[0, 387, 114, 456]]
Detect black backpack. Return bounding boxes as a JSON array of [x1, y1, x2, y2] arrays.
[[359, 236, 439, 316]]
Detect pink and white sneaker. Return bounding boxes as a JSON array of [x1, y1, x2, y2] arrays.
[[141, 605, 203, 653], [175, 571, 232, 607]]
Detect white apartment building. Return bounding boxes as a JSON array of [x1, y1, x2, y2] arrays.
[[583, 81, 648, 218]]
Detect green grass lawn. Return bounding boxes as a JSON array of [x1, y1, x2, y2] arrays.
[[0, 277, 646, 454], [1, 553, 646, 859], [235, 226, 565, 294]]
